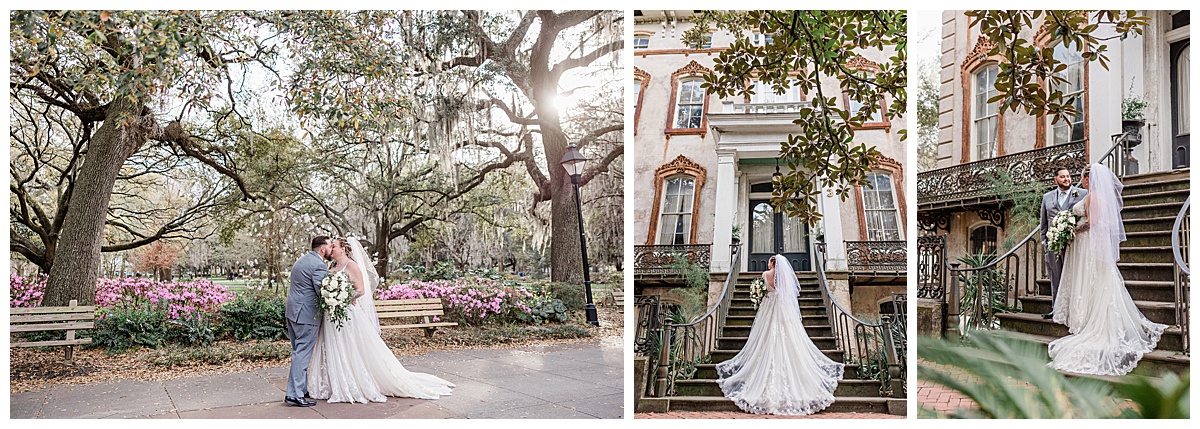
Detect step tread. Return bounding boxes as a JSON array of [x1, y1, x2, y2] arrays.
[[1019, 295, 1179, 309], [674, 378, 880, 385], [997, 312, 1185, 334], [664, 395, 892, 403], [997, 331, 1190, 364], [719, 335, 837, 341], [1123, 201, 1186, 210], [1121, 188, 1192, 199], [693, 362, 860, 369]]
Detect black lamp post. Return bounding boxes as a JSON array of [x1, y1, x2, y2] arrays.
[[561, 143, 600, 327]]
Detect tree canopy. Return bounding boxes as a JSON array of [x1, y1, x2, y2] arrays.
[[683, 10, 907, 226]]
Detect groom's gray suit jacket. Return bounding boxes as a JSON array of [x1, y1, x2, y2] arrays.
[[1039, 186, 1087, 306], [287, 251, 327, 325]]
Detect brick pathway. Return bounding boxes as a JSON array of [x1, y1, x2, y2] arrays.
[[915, 359, 978, 417], [636, 411, 902, 419]]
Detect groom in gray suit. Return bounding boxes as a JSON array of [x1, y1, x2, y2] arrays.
[[284, 236, 332, 407], [1039, 167, 1087, 320]]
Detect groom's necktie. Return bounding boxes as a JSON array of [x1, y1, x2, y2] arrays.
[[1057, 190, 1067, 209]]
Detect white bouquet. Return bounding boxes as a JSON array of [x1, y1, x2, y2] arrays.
[[749, 278, 767, 309], [1047, 210, 1080, 256], [320, 271, 354, 330]]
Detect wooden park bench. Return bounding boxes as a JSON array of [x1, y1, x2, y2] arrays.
[[613, 290, 625, 311], [10, 300, 95, 362], [375, 298, 458, 338]]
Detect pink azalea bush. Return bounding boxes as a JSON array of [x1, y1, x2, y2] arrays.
[[10, 273, 47, 308], [9, 275, 233, 319], [376, 278, 535, 325]]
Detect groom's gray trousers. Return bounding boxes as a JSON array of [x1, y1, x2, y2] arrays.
[[286, 320, 318, 398], [1045, 249, 1064, 307]]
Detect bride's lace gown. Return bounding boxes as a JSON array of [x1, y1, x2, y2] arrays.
[[715, 255, 844, 415], [1049, 197, 1168, 376], [308, 265, 455, 403]]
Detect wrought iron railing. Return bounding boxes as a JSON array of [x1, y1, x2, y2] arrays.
[[888, 293, 907, 396], [917, 235, 947, 300], [917, 140, 1087, 207], [845, 240, 907, 273], [947, 229, 1045, 334], [651, 244, 741, 397], [1097, 127, 1141, 177], [1172, 196, 1190, 355], [633, 295, 665, 398], [815, 242, 905, 397], [634, 244, 712, 276]]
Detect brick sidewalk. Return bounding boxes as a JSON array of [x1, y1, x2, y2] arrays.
[[915, 359, 978, 417]]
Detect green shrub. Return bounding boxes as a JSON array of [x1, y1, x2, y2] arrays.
[[517, 298, 571, 324], [88, 305, 169, 354], [547, 282, 586, 311], [166, 313, 217, 346], [218, 294, 286, 341]]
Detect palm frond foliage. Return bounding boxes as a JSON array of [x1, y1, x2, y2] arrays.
[[918, 331, 1189, 418]]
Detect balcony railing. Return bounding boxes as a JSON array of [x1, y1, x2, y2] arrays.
[[845, 240, 907, 273], [917, 235, 947, 300], [721, 100, 810, 114], [917, 140, 1087, 208], [633, 244, 712, 276]]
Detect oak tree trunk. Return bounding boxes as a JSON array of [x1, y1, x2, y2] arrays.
[[43, 99, 147, 306]]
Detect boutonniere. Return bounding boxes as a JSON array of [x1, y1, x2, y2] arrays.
[[1071, 190, 1080, 198]]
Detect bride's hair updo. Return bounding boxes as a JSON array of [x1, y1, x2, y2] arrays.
[[335, 237, 354, 263]]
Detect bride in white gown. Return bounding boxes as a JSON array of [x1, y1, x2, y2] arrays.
[[716, 254, 844, 415], [308, 237, 455, 403], [1049, 164, 1167, 376]]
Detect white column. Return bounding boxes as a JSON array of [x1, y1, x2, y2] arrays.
[[711, 149, 739, 272], [819, 181, 849, 272]]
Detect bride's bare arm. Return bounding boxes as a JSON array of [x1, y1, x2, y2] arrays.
[[346, 261, 366, 304], [1076, 193, 1091, 232]]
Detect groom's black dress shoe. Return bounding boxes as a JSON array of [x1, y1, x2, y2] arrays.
[[1042, 313, 1054, 320], [285, 396, 316, 407]]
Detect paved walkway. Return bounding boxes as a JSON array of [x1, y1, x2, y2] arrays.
[[915, 359, 978, 417], [11, 340, 623, 419]]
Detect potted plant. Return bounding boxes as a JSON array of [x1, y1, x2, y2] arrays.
[[1121, 80, 1149, 147], [730, 224, 742, 245]]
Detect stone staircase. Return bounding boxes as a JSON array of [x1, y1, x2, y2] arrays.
[[997, 169, 1191, 376], [662, 272, 903, 414]]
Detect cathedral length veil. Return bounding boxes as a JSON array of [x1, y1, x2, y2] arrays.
[[1048, 163, 1166, 376], [347, 237, 380, 334], [715, 254, 844, 415]]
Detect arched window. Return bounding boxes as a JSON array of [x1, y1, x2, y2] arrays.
[[1049, 42, 1086, 145], [973, 64, 1000, 160], [646, 155, 707, 245], [666, 61, 712, 135], [969, 225, 998, 256], [657, 176, 696, 245], [862, 171, 902, 241], [674, 79, 705, 129]]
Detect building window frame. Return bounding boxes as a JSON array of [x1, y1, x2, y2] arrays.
[[960, 36, 1007, 163], [968, 224, 1000, 256], [854, 156, 907, 241], [634, 67, 650, 135], [646, 155, 708, 245], [666, 60, 713, 136]]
